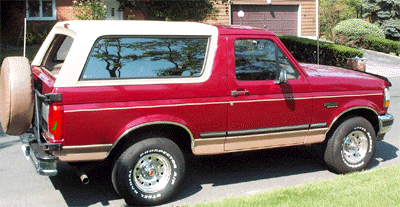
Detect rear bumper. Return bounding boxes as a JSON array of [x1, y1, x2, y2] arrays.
[[20, 132, 59, 176], [377, 113, 394, 141]]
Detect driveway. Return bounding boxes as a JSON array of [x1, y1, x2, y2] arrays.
[[364, 49, 400, 77]]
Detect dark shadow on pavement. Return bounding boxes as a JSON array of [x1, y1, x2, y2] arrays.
[[171, 146, 326, 202], [49, 146, 326, 206], [48, 141, 398, 206], [50, 162, 122, 206], [369, 141, 399, 168]]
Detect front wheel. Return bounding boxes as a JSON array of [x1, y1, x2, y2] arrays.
[[112, 138, 185, 206], [324, 117, 376, 174]]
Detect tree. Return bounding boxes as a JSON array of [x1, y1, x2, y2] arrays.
[[118, 0, 228, 21], [362, 0, 400, 40], [89, 37, 208, 78], [320, 0, 361, 40], [91, 38, 139, 77], [72, 0, 107, 20]]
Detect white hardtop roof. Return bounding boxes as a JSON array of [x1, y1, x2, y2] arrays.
[[34, 20, 220, 87], [54, 20, 218, 36]]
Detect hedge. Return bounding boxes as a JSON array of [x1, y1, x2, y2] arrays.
[[278, 36, 364, 68], [333, 19, 385, 39], [363, 36, 400, 56]]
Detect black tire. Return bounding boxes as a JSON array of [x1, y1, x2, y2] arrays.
[[0, 57, 34, 135], [324, 117, 376, 174], [111, 138, 185, 206]]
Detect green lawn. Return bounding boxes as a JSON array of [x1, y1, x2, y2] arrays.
[[192, 164, 400, 207], [0, 45, 40, 64]]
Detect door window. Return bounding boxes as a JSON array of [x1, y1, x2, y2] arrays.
[[234, 39, 299, 81]]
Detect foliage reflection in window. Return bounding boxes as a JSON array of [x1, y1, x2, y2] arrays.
[[235, 39, 299, 81], [81, 37, 209, 80]]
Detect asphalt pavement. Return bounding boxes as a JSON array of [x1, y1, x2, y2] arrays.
[[0, 51, 399, 207]]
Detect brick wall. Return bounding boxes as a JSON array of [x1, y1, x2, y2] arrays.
[[56, 0, 77, 21]]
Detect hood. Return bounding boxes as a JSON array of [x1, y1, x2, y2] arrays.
[[299, 63, 389, 91]]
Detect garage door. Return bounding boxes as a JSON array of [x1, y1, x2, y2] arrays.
[[232, 5, 298, 36]]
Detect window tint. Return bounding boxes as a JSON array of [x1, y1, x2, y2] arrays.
[[235, 39, 299, 81], [81, 37, 209, 80]]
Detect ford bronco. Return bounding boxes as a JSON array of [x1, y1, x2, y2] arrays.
[[0, 20, 393, 206]]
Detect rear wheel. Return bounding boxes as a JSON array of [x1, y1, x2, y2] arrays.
[[324, 117, 376, 173], [0, 57, 34, 135], [112, 138, 185, 206]]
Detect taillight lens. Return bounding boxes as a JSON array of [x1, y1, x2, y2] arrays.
[[48, 105, 64, 140]]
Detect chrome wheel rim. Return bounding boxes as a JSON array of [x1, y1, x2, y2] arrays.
[[133, 153, 172, 193], [341, 130, 369, 164]]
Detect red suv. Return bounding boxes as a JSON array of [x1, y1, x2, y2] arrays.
[[0, 21, 393, 206]]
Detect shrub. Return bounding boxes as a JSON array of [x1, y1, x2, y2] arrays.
[[332, 19, 385, 47], [24, 22, 55, 45], [72, 0, 107, 20], [278, 36, 364, 68], [363, 36, 400, 56]]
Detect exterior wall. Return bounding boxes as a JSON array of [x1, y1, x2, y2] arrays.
[[206, 0, 317, 37], [1, 1, 26, 45], [0, 0, 74, 46], [56, 0, 76, 21]]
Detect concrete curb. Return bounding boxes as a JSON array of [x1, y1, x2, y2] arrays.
[[360, 48, 400, 60]]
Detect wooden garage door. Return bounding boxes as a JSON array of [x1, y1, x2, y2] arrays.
[[232, 5, 298, 36]]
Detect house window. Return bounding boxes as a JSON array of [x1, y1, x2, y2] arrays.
[[26, 0, 56, 20]]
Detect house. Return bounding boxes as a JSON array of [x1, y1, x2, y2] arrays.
[[207, 0, 318, 39], [0, 0, 317, 46]]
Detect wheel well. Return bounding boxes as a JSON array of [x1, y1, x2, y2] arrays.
[[326, 108, 379, 142], [106, 124, 193, 162]]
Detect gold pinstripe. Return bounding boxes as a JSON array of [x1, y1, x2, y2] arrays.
[[64, 92, 382, 113]]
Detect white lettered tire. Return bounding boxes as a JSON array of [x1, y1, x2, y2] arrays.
[[112, 138, 185, 206], [0, 57, 34, 135], [324, 116, 376, 173]]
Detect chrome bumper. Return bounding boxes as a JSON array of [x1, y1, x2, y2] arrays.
[[377, 113, 394, 141], [20, 132, 59, 176]]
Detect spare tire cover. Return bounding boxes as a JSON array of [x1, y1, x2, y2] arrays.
[[0, 57, 34, 135]]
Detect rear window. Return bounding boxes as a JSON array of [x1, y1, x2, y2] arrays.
[[42, 34, 74, 76], [80, 36, 209, 80]]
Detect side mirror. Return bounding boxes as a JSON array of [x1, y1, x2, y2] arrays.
[[274, 69, 288, 85]]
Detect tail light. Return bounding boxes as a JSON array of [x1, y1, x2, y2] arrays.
[[48, 105, 64, 140]]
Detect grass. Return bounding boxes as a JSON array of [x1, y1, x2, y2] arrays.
[[192, 164, 400, 207], [0, 44, 41, 64]]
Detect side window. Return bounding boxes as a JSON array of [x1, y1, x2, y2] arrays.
[[81, 36, 209, 80], [42, 34, 74, 75], [55, 36, 73, 61], [235, 39, 299, 81]]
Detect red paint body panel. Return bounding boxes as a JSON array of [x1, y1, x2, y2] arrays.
[[33, 25, 389, 150], [226, 35, 312, 135]]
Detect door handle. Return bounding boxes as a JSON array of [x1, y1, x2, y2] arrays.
[[231, 90, 249, 97]]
